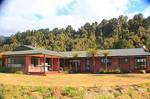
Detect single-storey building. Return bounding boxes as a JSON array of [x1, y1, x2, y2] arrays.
[[1, 45, 150, 74]]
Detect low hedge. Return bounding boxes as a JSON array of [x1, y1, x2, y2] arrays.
[[96, 68, 121, 74], [0, 67, 20, 73]]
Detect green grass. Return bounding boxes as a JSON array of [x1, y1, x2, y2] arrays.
[[62, 87, 84, 98], [0, 84, 84, 99]]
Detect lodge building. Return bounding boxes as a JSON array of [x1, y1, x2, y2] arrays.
[[0, 45, 150, 74]]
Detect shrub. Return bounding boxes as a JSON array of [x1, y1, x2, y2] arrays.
[[64, 70, 69, 74], [62, 87, 79, 97], [147, 87, 150, 92], [96, 68, 106, 74], [0, 67, 19, 73], [97, 67, 121, 74], [15, 71, 23, 74], [111, 67, 121, 73]]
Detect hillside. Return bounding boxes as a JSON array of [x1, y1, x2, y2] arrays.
[[0, 13, 150, 51]]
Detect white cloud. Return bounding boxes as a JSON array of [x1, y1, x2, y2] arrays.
[[143, 6, 150, 18], [0, 0, 149, 36]]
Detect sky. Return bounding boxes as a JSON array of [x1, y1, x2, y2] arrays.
[[0, 0, 150, 36]]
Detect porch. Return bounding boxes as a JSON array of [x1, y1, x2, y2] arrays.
[[4, 54, 63, 74]]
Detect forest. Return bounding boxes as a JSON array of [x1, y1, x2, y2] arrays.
[[0, 13, 150, 52]]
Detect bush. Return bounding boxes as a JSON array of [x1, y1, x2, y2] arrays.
[[62, 87, 79, 97], [64, 70, 69, 74], [147, 88, 150, 92], [0, 67, 20, 73], [112, 68, 121, 73], [15, 71, 23, 74], [96, 67, 121, 74]]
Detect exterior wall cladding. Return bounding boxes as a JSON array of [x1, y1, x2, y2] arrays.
[[67, 56, 150, 73], [2, 45, 150, 74]]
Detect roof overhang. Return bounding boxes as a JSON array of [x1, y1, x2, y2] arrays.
[[3, 50, 63, 58]]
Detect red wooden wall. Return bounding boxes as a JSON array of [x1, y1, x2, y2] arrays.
[[78, 56, 150, 73], [52, 58, 60, 71], [147, 56, 150, 71]]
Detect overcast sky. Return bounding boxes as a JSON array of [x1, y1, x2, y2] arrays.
[[0, 0, 150, 36]]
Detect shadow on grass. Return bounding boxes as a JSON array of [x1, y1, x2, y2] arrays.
[[115, 74, 150, 79], [90, 73, 150, 79], [90, 73, 121, 76]]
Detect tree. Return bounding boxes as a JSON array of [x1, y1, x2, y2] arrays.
[[100, 50, 110, 72], [0, 50, 3, 59], [0, 13, 150, 52], [87, 48, 99, 73], [72, 53, 79, 72]]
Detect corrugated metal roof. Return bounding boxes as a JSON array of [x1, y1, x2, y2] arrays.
[[3, 45, 150, 57], [60, 48, 150, 58], [105, 48, 150, 56], [3, 50, 42, 56], [3, 45, 63, 57]]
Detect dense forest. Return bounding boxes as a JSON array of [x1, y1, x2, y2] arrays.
[[0, 13, 150, 52]]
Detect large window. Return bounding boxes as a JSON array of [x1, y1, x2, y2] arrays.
[[69, 60, 80, 67], [7, 57, 25, 67], [31, 57, 40, 66], [135, 57, 147, 69], [100, 57, 112, 66], [46, 58, 52, 66]]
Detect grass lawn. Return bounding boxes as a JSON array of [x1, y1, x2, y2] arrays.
[[0, 73, 150, 87]]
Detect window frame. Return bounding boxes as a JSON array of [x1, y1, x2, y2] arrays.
[[135, 57, 147, 70], [31, 57, 40, 67], [7, 56, 25, 65], [69, 59, 80, 67], [122, 57, 129, 64], [100, 57, 112, 66]]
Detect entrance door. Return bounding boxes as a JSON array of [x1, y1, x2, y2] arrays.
[[120, 57, 130, 72], [85, 58, 92, 72]]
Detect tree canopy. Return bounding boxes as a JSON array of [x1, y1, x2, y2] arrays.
[[0, 13, 150, 51]]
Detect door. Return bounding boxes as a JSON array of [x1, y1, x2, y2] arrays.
[[120, 57, 130, 72], [85, 58, 92, 72]]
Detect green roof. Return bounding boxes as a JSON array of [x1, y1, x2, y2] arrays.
[[3, 45, 150, 57], [61, 48, 150, 58], [4, 45, 63, 57]]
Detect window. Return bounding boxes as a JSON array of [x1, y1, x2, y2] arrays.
[[100, 57, 112, 66], [135, 57, 147, 69], [31, 57, 40, 66], [122, 57, 128, 64], [7, 57, 25, 67], [7, 57, 25, 65], [69, 60, 80, 67], [46, 58, 52, 65]]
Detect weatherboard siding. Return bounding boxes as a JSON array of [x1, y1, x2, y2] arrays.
[[80, 58, 85, 72], [129, 57, 135, 71], [147, 56, 150, 71], [52, 58, 60, 71], [25, 55, 31, 73]]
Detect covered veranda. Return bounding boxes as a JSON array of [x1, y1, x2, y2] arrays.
[[3, 50, 63, 74]]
